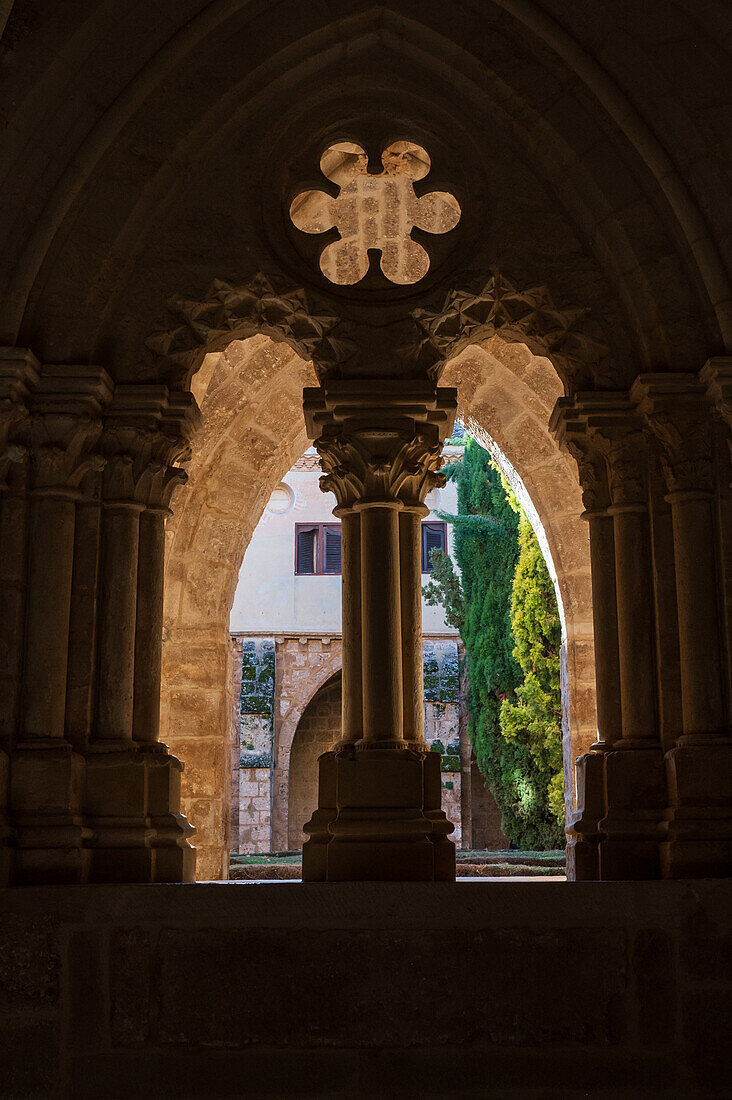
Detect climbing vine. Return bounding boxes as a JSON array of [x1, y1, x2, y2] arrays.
[[423, 436, 565, 848]]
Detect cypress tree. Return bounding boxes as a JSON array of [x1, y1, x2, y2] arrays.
[[423, 436, 564, 849]]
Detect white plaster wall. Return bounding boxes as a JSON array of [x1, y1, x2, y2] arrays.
[[229, 447, 462, 635]]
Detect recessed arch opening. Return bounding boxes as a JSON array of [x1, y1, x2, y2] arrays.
[[161, 325, 594, 879]]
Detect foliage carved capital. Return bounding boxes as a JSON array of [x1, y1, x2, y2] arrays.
[[630, 374, 716, 495], [304, 380, 456, 509], [100, 388, 199, 509]]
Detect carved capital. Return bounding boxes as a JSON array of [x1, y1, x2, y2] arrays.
[[550, 397, 611, 513], [100, 387, 198, 509], [647, 411, 713, 494], [591, 424, 647, 507], [304, 381, 456, 510], [631, 373, 715, 495], [316, 424, 445, 509], [0, 349, 39, 489]]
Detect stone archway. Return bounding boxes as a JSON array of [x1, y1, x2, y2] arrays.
[[161, 324, 595, 879], [441, 338, 597, 809], [160, 334, 315, 879]]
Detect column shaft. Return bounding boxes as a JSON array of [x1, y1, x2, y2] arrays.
[[0, 485, 27, 752], [22, 494, 76, 741], [96, 504, 141, 742], [669, 493, 725, 736], [339, 509, 362, 743], [133, 508, 166, 744], [65, 496, 102, 752], [612, 506, 657, 741], [399, 509, 425, 743], [359, 503, 403, 743], [587, 512, 622, 747]]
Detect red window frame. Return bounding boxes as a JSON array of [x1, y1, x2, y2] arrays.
[[294, 522, 342, 575]]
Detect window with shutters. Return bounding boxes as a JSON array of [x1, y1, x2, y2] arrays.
[[294, 523, 342, 575], [421, 521, 447, 573]]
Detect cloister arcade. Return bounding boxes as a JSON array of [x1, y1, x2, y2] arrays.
[[0, 2, 730, 1093]]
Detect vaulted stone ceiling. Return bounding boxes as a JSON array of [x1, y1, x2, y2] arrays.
[[0, 0, 729, 388]]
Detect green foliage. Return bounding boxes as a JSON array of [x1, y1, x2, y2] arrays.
[[500, 516, 564, 838], [425, 438, 565, 849], [429, 738, 461, 772], [422, 549, 464, 630]]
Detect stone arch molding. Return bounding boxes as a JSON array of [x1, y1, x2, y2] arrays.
[[158, 270, 598, 878], [148, 268, 611, 391], [146, 273, 353, 387]]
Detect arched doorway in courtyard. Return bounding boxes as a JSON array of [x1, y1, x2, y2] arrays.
[[288, 672, 343, 851]]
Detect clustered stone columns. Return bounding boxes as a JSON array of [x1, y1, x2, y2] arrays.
[[552, 365, 732, 879], [0, 350, 198, 883], [301, 380, 457, 881]]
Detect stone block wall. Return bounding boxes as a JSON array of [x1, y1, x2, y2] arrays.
[[232, 633, 508, 857], [1, 882, 729, 1097]]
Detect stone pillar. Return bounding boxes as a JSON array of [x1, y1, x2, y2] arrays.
[[400, 507, 427, 743], [9, 365, 111, 882], [551, 399, 622, 880], [0, 351, 38, 884], [634, 374, 732, 877], [302, 380, 457, 881], [592, 412, 666, 879], [84, 388, 197, 883], [339, 509, 363, 744]]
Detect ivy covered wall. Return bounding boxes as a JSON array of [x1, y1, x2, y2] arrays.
[[239, 638, 275, 767]]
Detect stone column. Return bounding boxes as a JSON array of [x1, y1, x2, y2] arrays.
[[339, 509, 363, 744], [358, 500, 404, 743], [400, 507, 427, 743], [85, 388, 196, 883], [0, 351, 38, 884], [592, 412, 666, 879], [301, 380, 457, 881], [300, 505, 362, 877], [64, 466, 104, 754], [8, 365, 110, 883], [634, 373, 732, 877], [551, 398, 623, 880]]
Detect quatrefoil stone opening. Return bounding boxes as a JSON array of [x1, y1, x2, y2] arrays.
[[290, 140, 461, 286]]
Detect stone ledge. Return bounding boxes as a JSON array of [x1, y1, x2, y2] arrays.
[[1, 879, 728, 928], [0, 881, 730, 1098]]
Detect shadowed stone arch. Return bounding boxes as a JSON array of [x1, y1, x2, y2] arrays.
[[160, 272, 599, 876]]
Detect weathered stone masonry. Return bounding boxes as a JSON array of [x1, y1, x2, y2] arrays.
[[230, 633, 502, 853]]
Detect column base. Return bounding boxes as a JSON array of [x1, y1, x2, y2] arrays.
[[302, 746, 455, 882], [661, 739, 732, 878], [85, 744, 195, 883], [598, 744, 666, 879], [9, 743, 90, 884], [565, 750, 607, 881], [301, 751, 337, 881]]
